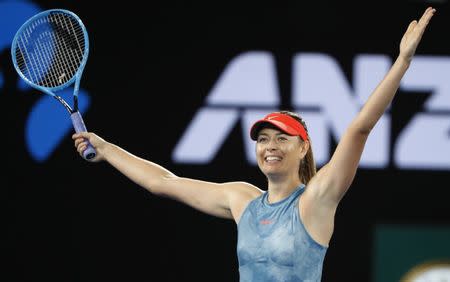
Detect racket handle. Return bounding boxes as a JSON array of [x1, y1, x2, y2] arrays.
[[70, 111, 97, 161]]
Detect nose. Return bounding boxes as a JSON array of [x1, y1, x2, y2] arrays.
[[265, 138, 279, 152]]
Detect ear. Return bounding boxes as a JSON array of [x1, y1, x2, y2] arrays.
[[299, 140, 310, 158]]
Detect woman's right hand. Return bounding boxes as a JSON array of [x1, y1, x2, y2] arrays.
[[72, 132, 107, 162]]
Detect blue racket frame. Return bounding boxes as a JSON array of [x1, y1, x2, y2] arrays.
[[11, 9, 96, 161]]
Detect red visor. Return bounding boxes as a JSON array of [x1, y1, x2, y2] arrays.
[[250, 113, 309, 141]]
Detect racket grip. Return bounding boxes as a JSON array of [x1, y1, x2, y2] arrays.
[[70, 111, 97, 161]]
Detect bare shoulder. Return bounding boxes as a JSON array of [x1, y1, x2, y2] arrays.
[[301, 164, 331, 200], [223, 181, 263, 197], [299, 165, 338, 217], [299, 167, 337, 246], [222, 181, 263, 223]]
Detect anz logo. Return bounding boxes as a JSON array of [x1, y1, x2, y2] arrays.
[[172, 52, 450, 170], [1, 0, 91, 162]]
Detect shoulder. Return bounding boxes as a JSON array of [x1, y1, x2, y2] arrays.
[[222, 181, 263, 199], [222, 182, 263, 223], [302, 164, 333, 200]]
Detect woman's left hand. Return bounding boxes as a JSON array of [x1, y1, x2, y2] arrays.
[[399, 7, 436, 62]]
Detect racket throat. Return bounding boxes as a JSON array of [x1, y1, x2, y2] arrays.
[[54, 95, 74, 114], [73, 96, 79, 112]]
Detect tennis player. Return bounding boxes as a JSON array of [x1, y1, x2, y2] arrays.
[[73, 7, 435, 281]]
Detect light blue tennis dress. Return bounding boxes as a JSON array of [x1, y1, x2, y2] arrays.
[[237, 184, 327, 281]]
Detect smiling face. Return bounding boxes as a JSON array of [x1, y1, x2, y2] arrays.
[[256, 126, 309, 181]]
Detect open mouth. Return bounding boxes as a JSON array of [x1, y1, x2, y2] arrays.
[[265, 156, 282, 163]]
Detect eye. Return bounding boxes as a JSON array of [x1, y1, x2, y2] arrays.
[[257, 136, 268, 143], [278, 136, 288, 142]]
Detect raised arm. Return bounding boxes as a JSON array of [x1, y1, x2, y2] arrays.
[[311, 7, 436, 204], [73, 132, 261, 221]]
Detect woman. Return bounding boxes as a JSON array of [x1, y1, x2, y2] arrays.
[[73, 7, 435, 281]]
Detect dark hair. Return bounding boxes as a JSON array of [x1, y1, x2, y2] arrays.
[[278, 110, 317, 185]]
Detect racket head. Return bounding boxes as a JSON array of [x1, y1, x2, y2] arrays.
[[11, 9, 89, 95]]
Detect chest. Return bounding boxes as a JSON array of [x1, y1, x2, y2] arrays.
[[237, 207, 298, 267]]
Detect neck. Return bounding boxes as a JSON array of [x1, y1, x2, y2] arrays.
[[266, 174, 302, 204]]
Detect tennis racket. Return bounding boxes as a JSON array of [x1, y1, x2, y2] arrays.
[[11, 9, 96, 161]]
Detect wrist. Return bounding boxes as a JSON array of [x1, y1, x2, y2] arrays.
[[99, 141, 114, 160], [397, 54, 412, 67]]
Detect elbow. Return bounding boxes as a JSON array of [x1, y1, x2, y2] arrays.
[[147, 173, 178, 197], [357, 127, 371, 137], [353, 113, 381, 136], [350, 121, 372, 137]]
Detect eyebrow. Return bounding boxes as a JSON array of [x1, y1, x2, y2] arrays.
[[258, 132, 288, 137]]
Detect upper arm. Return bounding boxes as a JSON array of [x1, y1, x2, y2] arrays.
[[153, 176, 261, 220], [313, 122, 369, 204], [299, 124, 369, 245]]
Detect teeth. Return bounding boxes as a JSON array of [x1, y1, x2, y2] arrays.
[[266, 156, 281, 161]]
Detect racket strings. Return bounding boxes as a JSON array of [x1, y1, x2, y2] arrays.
[[42, 13, 84, 86], [43, 13, 84, 86], [14, 12, 86, 88]]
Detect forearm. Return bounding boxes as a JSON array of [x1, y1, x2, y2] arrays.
[[354, 55, 410, 133], [101, 142, 175, 193], [316, 56, 410, 205]]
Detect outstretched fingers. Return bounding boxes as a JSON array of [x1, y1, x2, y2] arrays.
[[400, 7, 436, 60], [405, 20, 417, 35], [416, 7, 436, 35]]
